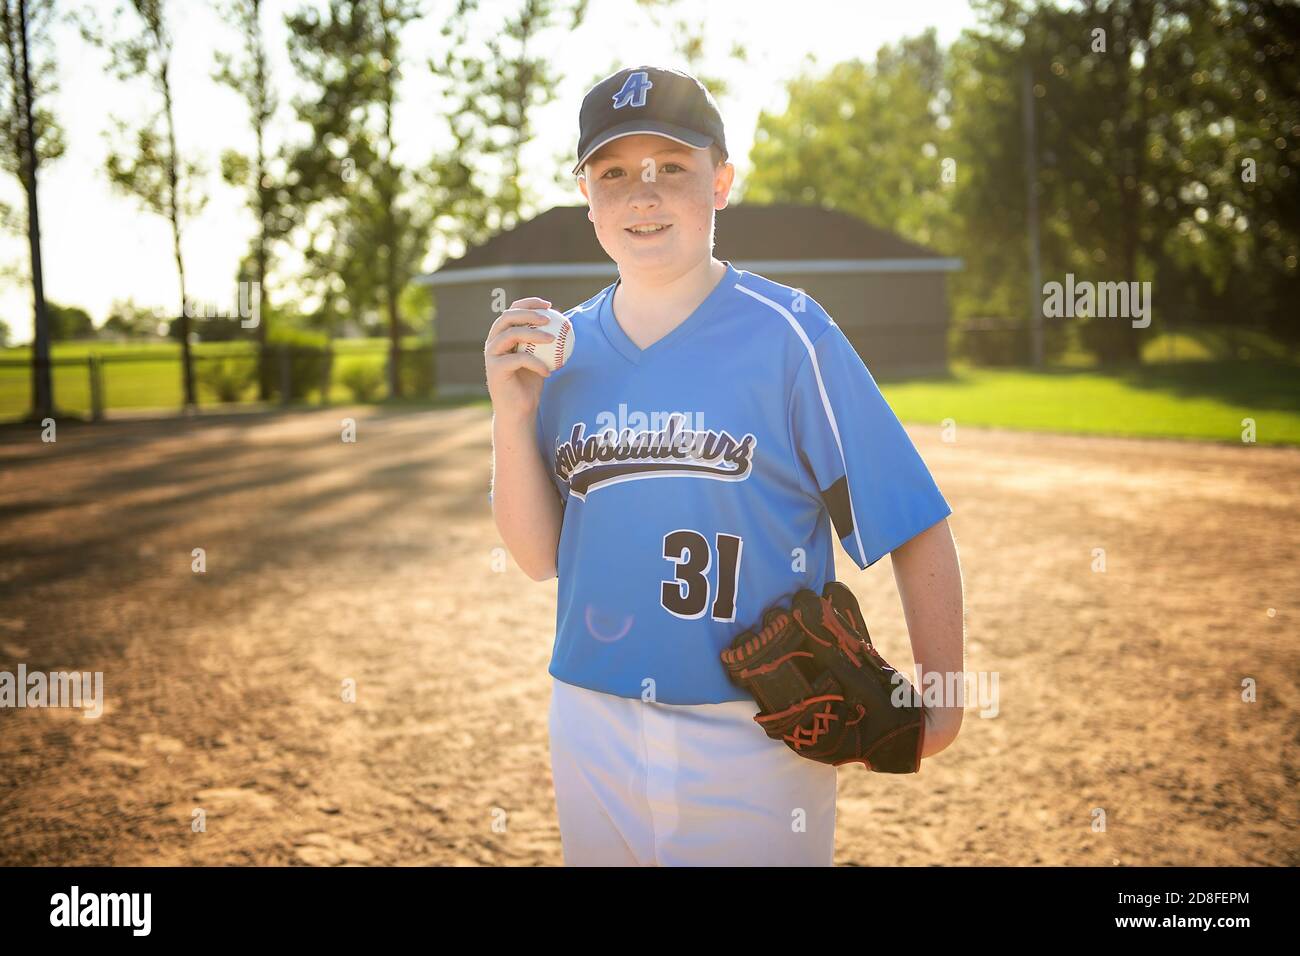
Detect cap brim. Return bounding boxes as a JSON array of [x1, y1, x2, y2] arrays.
[[572, 121, 714, 176]]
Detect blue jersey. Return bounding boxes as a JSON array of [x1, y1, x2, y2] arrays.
[[531, 260, 951, 705]]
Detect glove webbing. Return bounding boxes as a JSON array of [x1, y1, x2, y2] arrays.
[[757, 695, 868, 753]]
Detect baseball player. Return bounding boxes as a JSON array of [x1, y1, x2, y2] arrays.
[[485, 66, 965, 866]]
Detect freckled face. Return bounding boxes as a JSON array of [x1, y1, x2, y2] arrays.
[[578, 133, 731, 274]]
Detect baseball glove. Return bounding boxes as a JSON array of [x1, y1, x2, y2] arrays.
[[719, 581, 926, 773]]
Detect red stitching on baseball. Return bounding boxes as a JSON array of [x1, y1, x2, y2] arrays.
[[553, 321, 569, 368]]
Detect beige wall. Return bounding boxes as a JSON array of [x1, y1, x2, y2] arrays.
[[431, 269, 951, 395], [761, 270, 951, 376], [430, 277, 617, 395]]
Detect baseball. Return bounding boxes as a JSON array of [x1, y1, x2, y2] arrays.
[[514, 307, 575, 371]]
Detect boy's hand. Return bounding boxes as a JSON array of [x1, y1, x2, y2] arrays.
[[485, 297, 557, 422]]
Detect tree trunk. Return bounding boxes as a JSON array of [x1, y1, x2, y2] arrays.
[[255, 120, 270, 400], [159, 42, 196, 408], [382, 47, 401, 400], [18, 0, 52, 422], [1115, 1, 1151, 364]]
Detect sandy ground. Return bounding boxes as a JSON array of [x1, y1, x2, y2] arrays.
[[0, 404, 1296, 866]]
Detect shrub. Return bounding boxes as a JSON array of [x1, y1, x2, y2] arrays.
[[1078, 314, 1142, 363], [396, 346, 435, 399], [258, 327, 330, 401], [195, 355, 258, 402], [340, 361, 384, 402]]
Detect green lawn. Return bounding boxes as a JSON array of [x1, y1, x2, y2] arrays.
[[879, 360, 1300, 445], [3, 338, 1298, 445], [0, 338, 423, 360], [0, 338, 419, 419]]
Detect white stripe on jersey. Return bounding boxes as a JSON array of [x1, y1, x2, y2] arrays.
[[564, 292, 608, 317], [733, 282, 870, 570]]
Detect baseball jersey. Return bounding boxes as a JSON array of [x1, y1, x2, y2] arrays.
[[531, 260, 951, 705]]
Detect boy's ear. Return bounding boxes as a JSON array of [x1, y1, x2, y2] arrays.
[[714, 161, 735, 210]]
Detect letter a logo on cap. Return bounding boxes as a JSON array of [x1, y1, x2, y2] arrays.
[[612, 71, 653, 109]]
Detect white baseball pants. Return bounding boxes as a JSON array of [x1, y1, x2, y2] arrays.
[[547, 676, 838, 866]]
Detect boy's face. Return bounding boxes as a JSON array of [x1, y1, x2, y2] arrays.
[[578, 133, 734, 277]]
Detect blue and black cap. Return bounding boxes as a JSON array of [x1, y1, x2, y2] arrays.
[[573, 66, 728, 176]]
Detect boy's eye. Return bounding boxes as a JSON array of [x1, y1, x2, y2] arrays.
[[599, 162, 684, 180]]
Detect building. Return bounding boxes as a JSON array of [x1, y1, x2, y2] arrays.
[[414, 203, 961, 395]]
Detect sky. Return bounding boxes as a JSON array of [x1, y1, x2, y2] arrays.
[[0, 0, 978, 343]]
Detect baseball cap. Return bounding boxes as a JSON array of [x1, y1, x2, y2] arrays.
[[572, 66, 728, 176]]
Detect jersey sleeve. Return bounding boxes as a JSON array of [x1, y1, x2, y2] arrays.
[[787, 321, 951, 570]]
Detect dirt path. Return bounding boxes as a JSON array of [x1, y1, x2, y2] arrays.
[[0, 407, 1295, 865]]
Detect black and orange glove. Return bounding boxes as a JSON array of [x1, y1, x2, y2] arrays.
[[720, 581, 926, 773]]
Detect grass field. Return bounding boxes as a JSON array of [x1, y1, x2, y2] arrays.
[[0, 338, 423, 420], [879, 360, 1300, 445], [2, 334, 1297, 444], [877, 322, 1300, 444]]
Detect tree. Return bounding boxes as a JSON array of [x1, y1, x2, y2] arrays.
[[103, 298, 167, 339], [741, 30, 954, 250], [212, 0, 293, 398], [965, 0, 1173, 362], [1, 0, 64, 420], [46, 302, 94, 340], [634, 0, 747, 100], [737, 3, 1297, 366], [1169, 1, 1299, 346], [958, 0, 1299, 361], [285, 0, 432, 397], [432, 0, 588, 246], [84, 0, 208, 408]]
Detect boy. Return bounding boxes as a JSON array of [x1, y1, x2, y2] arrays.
[[485, 66, 965, 866]]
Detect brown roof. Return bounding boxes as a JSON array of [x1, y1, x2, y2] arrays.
[[431, 203, 944, 273]]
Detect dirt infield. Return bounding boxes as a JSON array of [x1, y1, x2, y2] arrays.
[[0, 405, 1296, 866]]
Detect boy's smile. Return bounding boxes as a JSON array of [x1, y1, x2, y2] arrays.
[[626, 223, 671, 237]]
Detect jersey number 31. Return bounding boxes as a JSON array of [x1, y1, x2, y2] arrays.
[[660, 529, 742, 623]]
